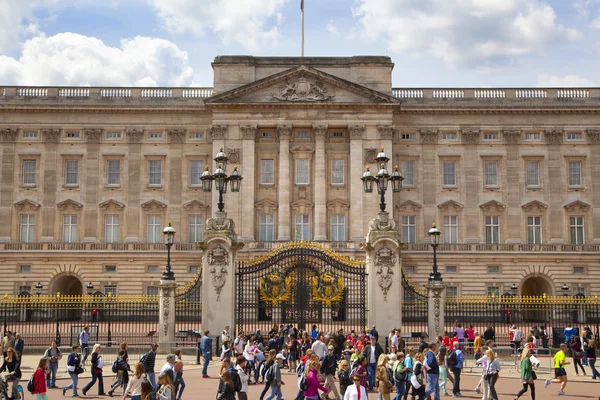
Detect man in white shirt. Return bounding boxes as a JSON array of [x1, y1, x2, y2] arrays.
[[311, 337, 327, 360], [159, 354, 176, 382], [391, 330, 399, 349], [343, 375, 368, 400], [234, 333, 245, 357]]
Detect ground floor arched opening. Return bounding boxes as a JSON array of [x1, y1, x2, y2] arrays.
[[51, 274, 83, 295], [520, 275, 554, 323]]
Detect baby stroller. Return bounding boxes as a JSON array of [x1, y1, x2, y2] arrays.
[[0, 374, 24, 400]]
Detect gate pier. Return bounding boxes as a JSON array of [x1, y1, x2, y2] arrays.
[[158, 279, 177, 352]]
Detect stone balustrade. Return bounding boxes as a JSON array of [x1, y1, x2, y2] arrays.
[[0, 86, 213, 99], [392, 87, 598, 100]]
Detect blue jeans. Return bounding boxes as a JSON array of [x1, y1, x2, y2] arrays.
[[424, 373, 440, 400], [63, 372, 79, 396], [202, 352, 211, 376], [265, 384, 282, 400], [394, 380, 406, 400], [589, 359, 599, 379], [176, 375, 185, 399], [47, 362, 58, 387], [131, 396, 141, 400], [367, 363, 377, 388], [147, 372, 156, 388], [83, 368, 104, 394]]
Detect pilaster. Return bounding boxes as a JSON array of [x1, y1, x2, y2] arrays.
[[240, 126, 257, 242], [277, 125, 292, 241], [313, 125, 328, 241], [349, 125, 365, 241]]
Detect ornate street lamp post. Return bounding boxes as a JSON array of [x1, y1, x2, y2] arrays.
[[35, 282, 42, 297], [561, 283, 570, 297], [511, 283, 518, 296], [162, 222, 176, 280], [200, 148, 243, 212], [86, 282, 94, 295], [361, 147, 403, 212], [428, 223, 442, 282]]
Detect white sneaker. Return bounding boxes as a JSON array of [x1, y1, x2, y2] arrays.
[[558, 390, 566, 396], [544, 379, 551, 388], [474, 387, 481, 394]]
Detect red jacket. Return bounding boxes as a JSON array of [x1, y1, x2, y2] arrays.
[[33, 367, 46, 394]]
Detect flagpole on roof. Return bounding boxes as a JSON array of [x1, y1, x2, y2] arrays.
[[301, 0, 305, 57]]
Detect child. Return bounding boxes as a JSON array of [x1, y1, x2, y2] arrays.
[[281, 345, 289, 369], [350, 346, 361, 370], [107, 350, 128, 396]]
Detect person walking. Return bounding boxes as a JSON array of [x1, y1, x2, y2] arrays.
[[437, 347, 450, 396], [342, 374, 368, 400], [264, 353, 285, 400], [311, 335, 327, 361], [570, 335, 586, 376], [423, 343, 440, 400], [13, 333, 23, 365], [62, 344, 82, 397], [173, 349, 185, 400], [156, 373, 175, 400], [585, 340, 599, 379], [402, 348, 415, 400], [234, 355, 249, 400], [510, 325, 523, 352], [201, 330, 212, 378], [108, 350, 128, 396], [1, 331, 15, 358], [79, 327, 90, 365], [304, 358, 328, 400], [140, 343, 159, 388], [122, 362, 144, 400], [485, 349, 501, 400], [515, 347, 536, 400], [32, 357, 49, 400], [322, 345, 340, 400], [449, 341, 464, 398], [410, 352, 425, 400], [338, 359, 353, 397], [474, 345, 490, 398], [216, 370, 236, 400], [82, 344, 105, 396], [363, 334, 384, 390], [376, 354, 393, 400], [547, 342, 570, 396], [0, 346, 21, 399], [44, 340, 62, 388]]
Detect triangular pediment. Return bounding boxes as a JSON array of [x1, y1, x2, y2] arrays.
[[99, 199, 126, 211], [255, 199, 278, 214], [57, 199, 83, 211], [326, 199, 350, 213], [182, 199, 209, 211], [564, 200, 591, 212], [521, 200, 548, 212], [479, 200, 507, 212], [437, 200, 464, 212], [14, 199, 41, 210], [396, 200, 422, 212], [290, 198, 314, 214], [205, 66, 401, 105], [140, 199, 167, 210]]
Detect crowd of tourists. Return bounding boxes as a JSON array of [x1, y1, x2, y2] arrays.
[[215, 323, 599, 399]]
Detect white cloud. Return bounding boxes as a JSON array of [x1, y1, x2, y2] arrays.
[[150, 0, 287, 51], [0, 33, 194, 86], [351, 0, 581, 68], [591, 16, 600, 29], [537, 74, 596, 87], [327, 20, 339, 35]]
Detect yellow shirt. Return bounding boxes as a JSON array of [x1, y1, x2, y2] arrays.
[[554, 350, 566, 368], [474, 336, 483, 351]]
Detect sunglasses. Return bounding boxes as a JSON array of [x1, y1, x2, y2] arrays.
[[352, 378, 361, 382]]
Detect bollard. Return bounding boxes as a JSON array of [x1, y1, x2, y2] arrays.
[[196, 341, 201, 364]]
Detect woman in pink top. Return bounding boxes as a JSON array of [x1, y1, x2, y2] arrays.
[[303, 360, 329, 400]]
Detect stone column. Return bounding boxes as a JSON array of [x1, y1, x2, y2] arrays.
[[240, 126, 257, 242], [199, 212, 243, 335], [158, 279, 177, 353], [277, 125, 292, 241], [83, 129, 103, 242], [0, 128, 17, 242], [425, 282, 446, 340], [587, 130, 600, 243], [349, 126, 365, 241], [313, 125, 328, 241], [362, 211, 402, 338], [41, 129, 61, 241], [125, 129, 143, 243]]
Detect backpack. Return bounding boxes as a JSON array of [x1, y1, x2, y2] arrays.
[[265, 365, 275, 383], [141, 374, 156, 400], [296, 361, 305, 377], [394, 362, 407, 383], [447, 350, 458, 367], [26, 373, 35, 393], [298, 373, 308, 391], [112, 360, 119, 373], [230, 369, 242, 392]]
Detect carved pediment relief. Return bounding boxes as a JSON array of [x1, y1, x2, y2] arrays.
[[140, 199, 167, 210], [14, 199, 41, 211], [99, 199, 125, 211], [290, 144, 315, 154], [204, 66, 400, 105], [326, 199, 350, 214], [57, 199, 83, 211], [396, 200, 422, 212], [182, 199, 209, 211], [521, 200, 548, 212], [479, 200, 507, 213], [255, 199, 278, 214], [290, 199, 314, 214], [437, 200, 464, 212], [564, 200, 591, 213]]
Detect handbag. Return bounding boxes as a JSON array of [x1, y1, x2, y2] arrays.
[[531, 370, 537, 380], [573, 351, 583, 358], [74, 365, 84, 375]]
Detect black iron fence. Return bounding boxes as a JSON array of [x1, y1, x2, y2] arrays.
[[175, 269, 203, 341], [401, 268, 428, 346]]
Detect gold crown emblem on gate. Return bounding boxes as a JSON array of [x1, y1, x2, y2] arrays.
[[260, 273, 292, 305], [312, 273, 344, 306]]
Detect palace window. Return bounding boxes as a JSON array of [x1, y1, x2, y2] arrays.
[[18, 285, 31, 295], [570, 216, 584, 244], [22, 160, 36, 185], [330, 215, 345, 242], [146, 286, 159, 296], [332, 131, 344, 138], [149, 132, 163, 139], [487, 286, 500, 297], [568, 161, 582, 186], [104, 265, 117, 273], [443, 162, 456, 186], [525, 133, 540, 140], [188, 215, 203, 242], [262, 131, 273, 138], [104, 215, 119, 243], [189, 265, 200, 273], [259, 215, 274, 241], [402, 215, 416, 243], [573, 266, 585, 274], [404, 266, 415, 274], [107, 132, 121, 139], [483, 133, 498, 140], [446, 266, 457, 274], [526, 161, 540, 187], [107, 160, 121, 185], [147, 265, 159, 273], [23, 131, 38, 139], [295, 214, 310, 241], [149, 160, 162, 185], [190, 132, 204, 139], [62, 215, 77, 243], [66, 131, 80, 139], [104, 285, 118, 296], [567, 132, 582, 140], [487, 265, 500, 274], [65, 159, 79, 185], [401, 133, 415, 140], [190, 160, 203, 185], [261, 160, 274, 184], [527, 216, 542, 244], [146, 215, 162, 243], [20, 215, 35, 243], [19, 265, 31, 273], [295, 159, 309, 185], [297, 131, 308, 138], [402, 161, 414, 186], [444, 215, 458, 243], [442, 133, 457, 140], [485, 216, 500, 244], [331, 159, 344, 184], [484, 162, 498, 186], [446, 286, 458, 298]]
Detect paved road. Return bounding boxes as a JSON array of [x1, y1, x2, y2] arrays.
[[26, 361, 598, 400]]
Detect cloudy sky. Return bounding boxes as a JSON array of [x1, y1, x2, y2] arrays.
[[0, 0, 598, 88]]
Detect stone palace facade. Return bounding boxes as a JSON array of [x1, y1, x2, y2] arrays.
[[0, 56, 599, 298]]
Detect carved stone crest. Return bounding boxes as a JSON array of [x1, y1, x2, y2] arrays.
[[461, 130, 479, 144], [126, 129, 143, 143], [240, 125, 257, 140], [420, 130, 438, 144], [205, 212, 236, 234], [272, 74, 335, 102], [208, 244, 229, 301], [162, 290, 171, 336], [208, 125, 228, 140], [42, 129, 61, 143], [226, 148, 241, 164], [545, 130, 564, 145], [84, 128, 103, 143], [503, 130, 521, 144], [167, 129, 186, 143], [364, 148, 378, 164], [375, 246, 396, 301], [348, 125, 365, 140], [586, 129, 600, 144], [1, 128, 18, 142]]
